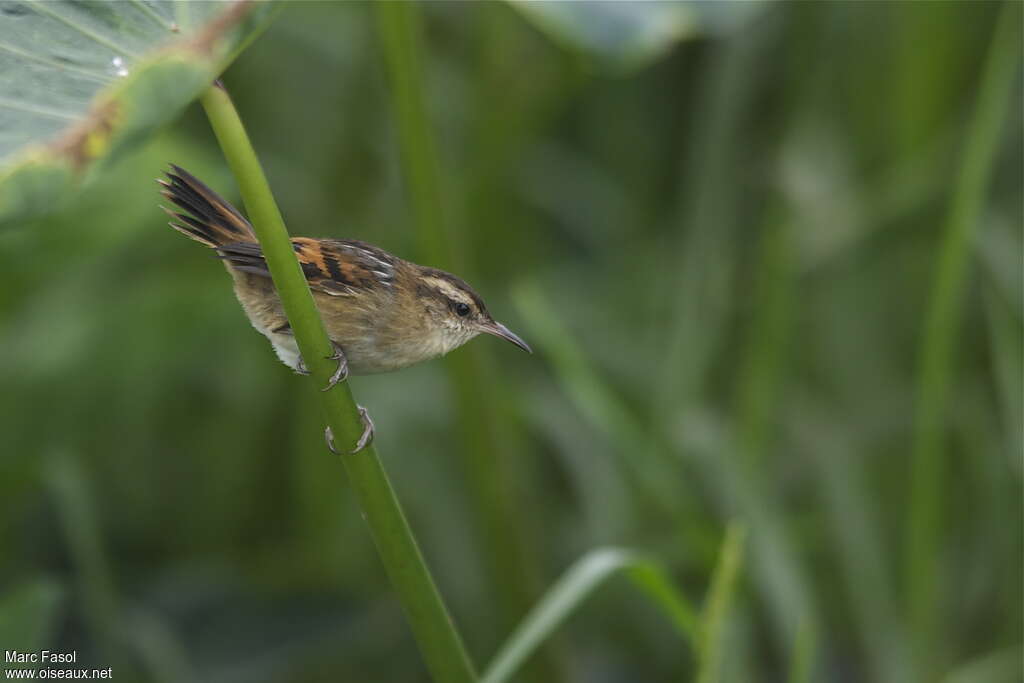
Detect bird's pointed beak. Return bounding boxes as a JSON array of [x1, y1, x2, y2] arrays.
[[480, 321, 532, 354]]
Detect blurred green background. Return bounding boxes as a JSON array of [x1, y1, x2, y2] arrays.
[[1, 2, 1021, 682]]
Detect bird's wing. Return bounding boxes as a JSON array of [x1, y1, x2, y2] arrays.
[[216, 238, 397, 297]]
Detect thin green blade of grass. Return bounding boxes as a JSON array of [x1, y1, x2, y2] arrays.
[[727, 204, 821, 664], [481, 547, 699, 683], [120, 609, 196, 683], [373, 2, 552, 669], [942, 647, 1024, 683], [46, 453, 194, 682], [653, 14, 774, 417], [696, 522, 746, 683], [0, 579, 63, 663], [512, 278, 717, 561], [982, 284, 1023, 468], [200, 85, 477, 683], [671, 412, 818, 661], [904, 4, 1020, 670], [791, 401, 912, 683], [373, 0, 452, 269], [733, 208, 794, 469], [786, 613, 817, 683], [45, 454, 121, 667], [624, 563, 701, 643], [519, 270, 816, 668]]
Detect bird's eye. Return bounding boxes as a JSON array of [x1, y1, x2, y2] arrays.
[[454, 302, 471, 317]]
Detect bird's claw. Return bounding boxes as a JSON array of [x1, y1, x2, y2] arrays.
[[322, 341, 349, 392], [296, 341, 349, 389], [327, 343, 345, 361], [324, 426, 338, 454], [324, 405, 375, 455]]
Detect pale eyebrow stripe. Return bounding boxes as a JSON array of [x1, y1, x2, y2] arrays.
[[422, 278, 468, 301]]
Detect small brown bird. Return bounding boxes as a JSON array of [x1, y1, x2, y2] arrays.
[[159, 165, 530, 451]]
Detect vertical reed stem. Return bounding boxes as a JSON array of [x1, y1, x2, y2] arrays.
[[374, 4, 554, 677], [904, 4, 1019, 673], [200, 84, 477, 683]]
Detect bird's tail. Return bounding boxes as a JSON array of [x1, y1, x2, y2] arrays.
[[159, 165, 256, 248]]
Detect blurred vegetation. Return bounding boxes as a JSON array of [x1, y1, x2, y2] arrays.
[[0, 2, 1020, 682]]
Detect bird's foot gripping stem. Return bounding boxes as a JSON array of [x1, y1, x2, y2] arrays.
[[324, 406, 375, 455], [323, 341, 349, 391], [295, 341, 350, 391]]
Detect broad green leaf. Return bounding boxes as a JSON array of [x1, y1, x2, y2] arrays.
[[481, 547, 699, 683], [0, 0, 276, 228], [506, 0, 765, 70]]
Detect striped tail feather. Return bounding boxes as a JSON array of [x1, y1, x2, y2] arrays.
[[159, 165, 256, 248]]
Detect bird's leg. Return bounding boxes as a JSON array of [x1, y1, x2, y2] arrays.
[[294, 341, 349, 389], [324, 406, 375, 455], [323, 341, 349, 392]]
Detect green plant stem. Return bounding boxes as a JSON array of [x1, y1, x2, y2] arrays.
[[735, 207, 794, 468], [787, 613, 817, 683], [654, 21, 768, 416], [374, 0, 451, 268], [904, 4, 1019, 673], [696, 523, 746, 683], [374, 3, 552, 674], [46, 454, 121, 671], [199, 84, 476, 683]]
